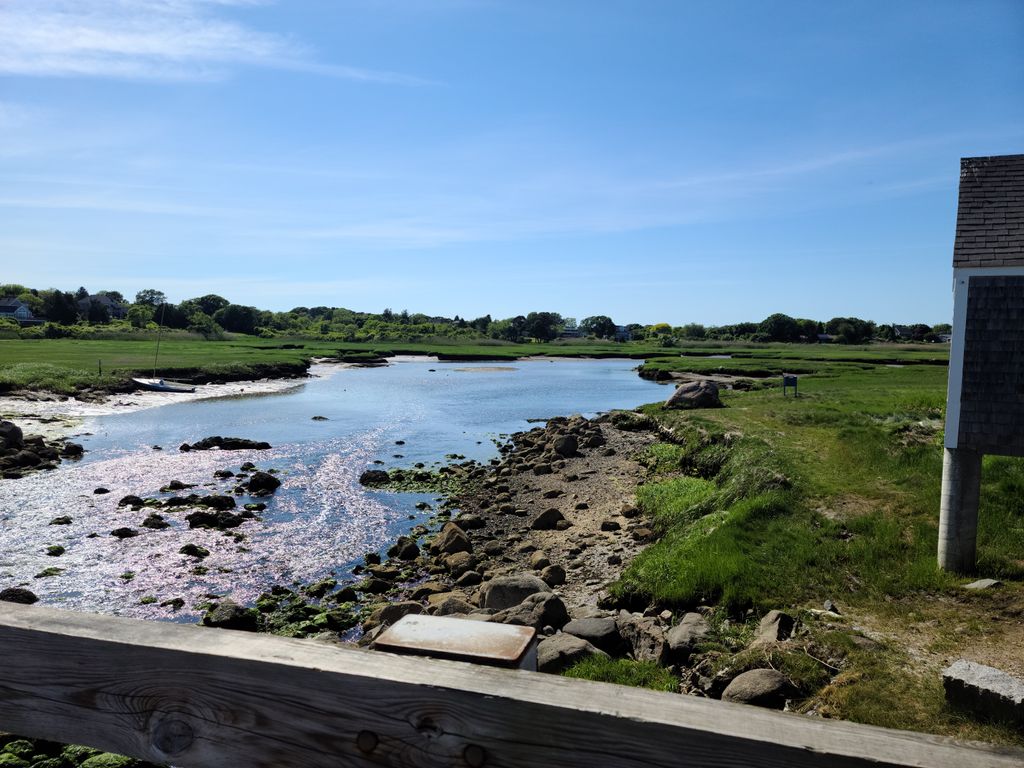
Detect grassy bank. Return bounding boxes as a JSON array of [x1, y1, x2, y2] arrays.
[[600, 357, 1023, 745]]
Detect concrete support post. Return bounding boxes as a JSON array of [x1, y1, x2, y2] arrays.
[[938, 447, 983, 572]]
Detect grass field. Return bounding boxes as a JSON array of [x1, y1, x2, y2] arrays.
[[600, 357, 1024, 745]]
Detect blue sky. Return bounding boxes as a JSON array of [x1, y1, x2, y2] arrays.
[[1, 1, 1022, 325]]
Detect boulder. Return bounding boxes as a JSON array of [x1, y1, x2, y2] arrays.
[[943, 660, 1024, 725], [202, 599, 260, 632], [197, 494, 237, 511], [442, 550, 477, 577], [388, 536, 421, 561], [665, 380, 723, 410], [141, 513, 169, 530], [531, 508, 565, 530], [430, 522, 471, 555], [721, 669, 796, 709], [537, 633, 608, 673], [60, 442, 84, 457], [666, 612, 711, 663], [490, 593, 569, 630], [529, 552, 551, 570], [185, 510, 246, 530], [479, 574, 551, 611], [364, 601, 423, 631], [431, 595, 476, 617], [246, 471, 282, 496], [562, 616, 624, 655], [540, 564, 566, 587], [551, 434, 578, 458], [358, 469, 390, 486], [117, 495, 144, 508], [0, 587, 38, 605], [0, 420, 24, 450], [109, 527, 139, 539], [186, 436, 271, 451], [750, 609, 795, 647], [616, 611, 668, 663]]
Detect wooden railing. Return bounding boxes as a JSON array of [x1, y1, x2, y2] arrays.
[[0, 602, 1021, 768]]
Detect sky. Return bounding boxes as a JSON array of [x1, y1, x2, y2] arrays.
[[1, 0, 1022, 326]]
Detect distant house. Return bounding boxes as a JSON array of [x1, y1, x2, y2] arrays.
[[559, 328, 584, 339], [938, 333, 953, 343], [892, 324, 914, 340], [816, 333, 834, 343], [77, 294, 128, 319], [0, 297, 36, 324], [614, 325, 632, 342]]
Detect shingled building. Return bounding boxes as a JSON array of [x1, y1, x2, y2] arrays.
[[940, 154, 1024, 572]]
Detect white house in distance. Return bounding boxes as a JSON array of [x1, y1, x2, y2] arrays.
[[0, 297, 36, 324]]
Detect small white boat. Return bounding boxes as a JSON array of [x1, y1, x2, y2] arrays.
[[131, 378, 196, 393]]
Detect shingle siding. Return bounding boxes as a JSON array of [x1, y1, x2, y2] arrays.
[[953, 154, 1024, 268], [957, 275, 1024, 457]]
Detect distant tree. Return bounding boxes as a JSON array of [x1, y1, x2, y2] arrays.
[[524, 311, 563, 342], [153, 303, 190, 329], [41, 290, 79, 324], [97, 290, 125, 304], [135, 289, 167, 307], [186, 294, 230, 316], [15, 291, 43, 314], [469, 314, 492, 333], [187, 312, 223, 339], [0, 283, 29, 297], [824, 317, 875, 345], [626, 323, 646, 340], [127, 304, 155, 329], [85, 300, 110, 324], [680, 323, 706, 340], [931, 323, 952, 335], [381, 308, 394, 322], [649, 322, 673, 336], [399, 309, 410, 325], [562, 317, 577, 331], [758, 313, 800, 342], [909, 323, 932, 342], [580, 315, 617, 339], [214, 304, 260, 335], [74, 287, 90, 300], [489, 315, 527, 342]]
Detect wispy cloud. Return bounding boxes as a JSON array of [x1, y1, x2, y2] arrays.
[[0, 0, 429, 84]]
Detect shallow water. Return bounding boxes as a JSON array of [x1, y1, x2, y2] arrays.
[[0, 358, 663, 620]]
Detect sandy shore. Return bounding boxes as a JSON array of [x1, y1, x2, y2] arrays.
[[0, 363, 342, 441]]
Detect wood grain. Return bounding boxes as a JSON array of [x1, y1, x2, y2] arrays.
[[0, 603, 1021, 768]]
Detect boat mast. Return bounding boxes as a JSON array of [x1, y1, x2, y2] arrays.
[[153, 302, 166, 379]]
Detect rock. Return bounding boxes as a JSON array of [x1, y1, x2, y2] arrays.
[[454, 513, 485, 530], [430, 522, 472, 555], [479, 574, 551, 610], [540, 564, 566, 587], [751, 609, 795, 647], [179, 543, 210, 559], [532, 463, 553, 476], [442, 551, 477, 577], [312, 415, 329, 421], [0, 587, 38, 604], [0, 420, 24, 449], [491, 593, 569, 630], [93, 487, 110, 494], [186, 510, 246, 530], [551, 434, 577, 458], [49, 516, 72, 525], [562, 617, 624, 655], [432, 595, 476, 616], [537, 633, 608, 673], [117, 495, 144, 508], [943, 660, 1024, 725], [616, 611, 668, 663], [665, 380, 723, 409], [388, 536, 421, 561], [197, 494, 236, 511], [164, 480, 190, 490], [141, 513, 169, 529], [109, 527, 139, 539], [531, 508, 565, 530], [600, 519, 621, 532], [202, 599, 259, 632], [358, 469, 390, 486], [185, 436, 271, 451], [620, 505, 640, 518], [214, 469, 235, 478], [410, 581, 449, 600], [963, 579, 1002, 590], [823, 599, 842, 613], [356, 578, 392, 594], [364, 601, 423, 631], [721, 669, 796, 709], [46, 545, 65, 556], [666, 612, 710, 663], [529, 552, 551, 570], [246, 470, 282, 496], [455, 570, 482, 588]]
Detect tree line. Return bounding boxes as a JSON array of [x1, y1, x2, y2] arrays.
[[0, 283, 950, 344]]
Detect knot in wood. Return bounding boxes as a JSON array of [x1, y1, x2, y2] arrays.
[[151, 717, 194, 757], [356, 730, 378, 754], [463, 744, 486, 768]]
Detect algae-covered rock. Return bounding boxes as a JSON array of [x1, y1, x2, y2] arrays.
[[79, 754, 140, 768]]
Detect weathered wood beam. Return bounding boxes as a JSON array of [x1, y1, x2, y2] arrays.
[[0, 603, 1020, 768]]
